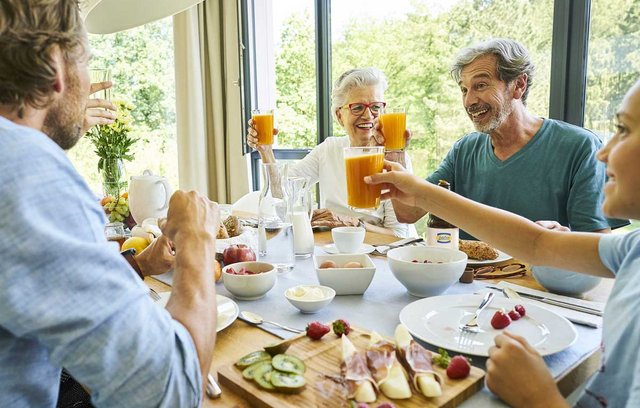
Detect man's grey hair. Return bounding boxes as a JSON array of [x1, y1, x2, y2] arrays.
[[331, 67, 388, 122], [451, 38, 535, 105]]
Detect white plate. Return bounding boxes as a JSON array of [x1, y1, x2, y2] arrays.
[[155, 292, 239, 333], [467, 249, 512, 265], [323, 243, 375, 255], [399, 294, 577, 357]]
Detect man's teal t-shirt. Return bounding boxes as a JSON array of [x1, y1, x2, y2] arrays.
[[427, 118, 627, 239]]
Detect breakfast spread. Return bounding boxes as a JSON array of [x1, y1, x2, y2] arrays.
[[459, 239, 499, 261]]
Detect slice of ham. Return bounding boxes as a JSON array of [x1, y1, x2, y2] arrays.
[[397, 341, 443, 395], [341, 351, 378, 399], [365, 339, 396, 385]]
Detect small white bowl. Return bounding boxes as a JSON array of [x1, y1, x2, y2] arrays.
[[285, 285, 336, 313], [222, 261, 277, 300], [313, 254, 376, 295], [387, 246, 467, 297]]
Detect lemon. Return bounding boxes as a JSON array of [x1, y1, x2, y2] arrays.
[[121, 236, 150, 254]]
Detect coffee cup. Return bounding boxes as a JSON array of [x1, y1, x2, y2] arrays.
[[332, 226, 365, 253]]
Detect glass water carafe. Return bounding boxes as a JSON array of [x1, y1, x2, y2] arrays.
[[258, 163, 295, 273]]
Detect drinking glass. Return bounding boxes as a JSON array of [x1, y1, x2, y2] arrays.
[[104, 221, 126, 249], [344, 146, 385, 212], [379, 107, 406, 151], [89, 68, 111, 101], [251, 109, 274, 145]]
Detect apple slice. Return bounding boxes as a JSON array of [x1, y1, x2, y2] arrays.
[[341, 335, 378, 403], [394, 324, 442, 398], [366, 331, 412, 399]]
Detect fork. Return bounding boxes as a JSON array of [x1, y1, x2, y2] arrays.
[[460, 292, 495, 333], [148, 288, 162, 302]]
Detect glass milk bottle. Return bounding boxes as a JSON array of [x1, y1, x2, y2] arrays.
[[258, 163, 295, 273], [426, 180, 459, 250], [288, 177, 315, 258]]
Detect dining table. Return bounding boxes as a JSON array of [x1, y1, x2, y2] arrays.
[[145, 228, 612, 407]]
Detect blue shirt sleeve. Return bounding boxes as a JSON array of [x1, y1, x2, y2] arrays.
[[0, 126, 202, 407]]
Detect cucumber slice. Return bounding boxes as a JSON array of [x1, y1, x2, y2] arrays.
[[270, 370, 306, 394], [253, 363, 275, 391], [235, 350, 271, 368], [272, 354, 306, 375], [242, 361, 272, 380]]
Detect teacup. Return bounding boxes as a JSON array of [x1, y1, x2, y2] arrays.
[[332, 226, 365, 253]]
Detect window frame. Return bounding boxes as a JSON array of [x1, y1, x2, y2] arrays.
[[240, 0, 594, 189]]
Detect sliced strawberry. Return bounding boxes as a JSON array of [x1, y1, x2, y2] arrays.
[[514, 304, 526, 317], [491, 309, 511, 329], [446, 355, 471, 379], [508, 310, 521, 321]]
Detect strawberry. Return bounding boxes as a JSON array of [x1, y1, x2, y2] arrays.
[[514, 304, 526, 317], [491, 309, 512, 329], [508, 310, 521, 321], [446, 355, 471, 379], [306, 321, 330, 340], [332, 319, 351, 337], [377, 403, 396, 408]]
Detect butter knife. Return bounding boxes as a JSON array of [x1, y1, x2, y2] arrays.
[[374, 237, 424, 255], [487, 285, 603, 316]]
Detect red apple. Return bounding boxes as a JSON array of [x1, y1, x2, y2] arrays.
[[222, 244, 256, 265]]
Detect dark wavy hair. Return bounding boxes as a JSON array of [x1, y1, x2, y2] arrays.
[[0, 0, 85, 117]]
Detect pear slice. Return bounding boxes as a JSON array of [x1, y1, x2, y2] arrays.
[[367, 331, 412, 399], [394, 324, 442, 398], [341, 335, 378, 403]]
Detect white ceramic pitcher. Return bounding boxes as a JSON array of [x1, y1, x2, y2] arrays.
[[128, 170, 172, 225]]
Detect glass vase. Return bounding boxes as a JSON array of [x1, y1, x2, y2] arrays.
[[101, 157, 128, 198]]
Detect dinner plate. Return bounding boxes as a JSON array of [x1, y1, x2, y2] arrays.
[[466, 249, 512, 266], [399, 294, 577, 357], [155, 292, 239, 333], [323, 243, 375, 255]]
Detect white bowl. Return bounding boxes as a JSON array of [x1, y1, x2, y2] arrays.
[[285, 285, 336, 313], [222, 261, 277, 300], [387, 246, 467, 297], [531, 266, 602, 296], [313, 254, 376, 295]]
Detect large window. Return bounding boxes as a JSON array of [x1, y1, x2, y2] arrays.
[[67, 18, 179, 195]]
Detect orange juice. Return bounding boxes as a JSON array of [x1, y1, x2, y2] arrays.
[[380, 111, 406, 150], [345, 152, 384, 209], [252, 112, 274, 145]]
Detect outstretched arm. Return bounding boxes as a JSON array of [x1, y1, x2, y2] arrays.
[[366, 161, 612, 277]]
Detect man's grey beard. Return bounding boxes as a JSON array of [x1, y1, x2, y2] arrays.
[[473, 101, 512, 134]]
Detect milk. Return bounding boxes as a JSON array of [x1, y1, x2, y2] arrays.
[[292, 210, 314, 257]]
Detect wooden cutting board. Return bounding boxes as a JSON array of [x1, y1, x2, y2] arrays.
[[218, 327, 484, 408]]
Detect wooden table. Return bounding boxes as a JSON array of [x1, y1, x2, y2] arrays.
[[146, 231, 611, 407]]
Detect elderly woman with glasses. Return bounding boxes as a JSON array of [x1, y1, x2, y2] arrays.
[[247, 67, 415, 237]]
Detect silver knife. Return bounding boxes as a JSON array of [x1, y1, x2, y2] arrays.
[[488, 285, 603, 316], [374, 237, 424, 255]]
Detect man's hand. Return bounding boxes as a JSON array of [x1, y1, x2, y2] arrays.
[[535, 220, 570, 232], [135, 235, 175, 277], [311, 208, 359, 228], [159, 191, 219, 247], [486, 332, 567, 408], [82, 81, 116, 134]]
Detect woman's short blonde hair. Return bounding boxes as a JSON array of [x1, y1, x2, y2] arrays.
[[331, 67, 388, 122], [0, 0, 85, 118]]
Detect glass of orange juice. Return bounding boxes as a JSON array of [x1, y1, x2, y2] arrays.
[[344, 146, 385, 212], [379, 107, 406, 151], [252, 109, 274, 145]]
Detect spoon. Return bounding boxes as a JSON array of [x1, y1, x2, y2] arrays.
[[240, 311, 304, 334]]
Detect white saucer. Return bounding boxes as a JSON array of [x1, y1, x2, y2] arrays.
[[323, 243, 375, 255]]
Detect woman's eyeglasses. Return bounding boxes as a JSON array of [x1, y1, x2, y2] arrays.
[[342, 102, 386, 116]]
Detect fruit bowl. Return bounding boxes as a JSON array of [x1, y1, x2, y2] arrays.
[[222, 262, 276, 300], [387, 246, 467, 297]]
